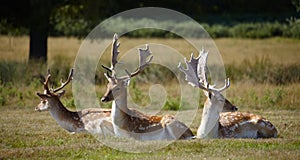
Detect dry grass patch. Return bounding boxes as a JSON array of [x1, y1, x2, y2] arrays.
[[1, 36, 300, 65]]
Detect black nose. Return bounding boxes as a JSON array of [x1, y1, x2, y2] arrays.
[[234, 106, 238, 111], [101, 96, 108, 102]]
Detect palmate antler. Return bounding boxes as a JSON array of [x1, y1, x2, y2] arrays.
[[178, 53, 202, 88], [40, 69, 74, 95], [197, 49, 209, 87], [178, 49, 230, 93], [102, 33, 153, 79], [125, 44, 153, 78]]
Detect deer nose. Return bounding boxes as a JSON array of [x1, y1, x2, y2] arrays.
[[101, 96, 108, 102], [35, 107, 41, 112], [234, 106, 238, 111]]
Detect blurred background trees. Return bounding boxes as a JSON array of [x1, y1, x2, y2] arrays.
[[0, 0, 299, 61]]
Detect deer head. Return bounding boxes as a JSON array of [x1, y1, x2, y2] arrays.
[[178, 49, 234, 111], [223, 99, 238, 112], [35, 69, 74, 111], [101, 33, 153, 103]]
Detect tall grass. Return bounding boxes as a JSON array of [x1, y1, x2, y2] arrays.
[[226, 56, 300, 85], [0, 59, 74, 107], [1, 56, 299, 110]]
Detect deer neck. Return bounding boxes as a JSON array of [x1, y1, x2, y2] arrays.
[[111, 88, 130, 130], [197, 98, 222, 138], [47, 98, 84, 132]]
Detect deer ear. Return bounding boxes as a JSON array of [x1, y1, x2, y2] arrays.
[[208, 92, 212, 99], [57, 90, 66, 98], [36, 92, 51, 99]]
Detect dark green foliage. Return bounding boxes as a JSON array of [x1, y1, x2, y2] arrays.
[[2, 17, 300, 39], [230, 22, 283, 38], [0, 19, 28, 35], [285, 17, 300, 38], [204, 24, 231, 38], [50, 4, 91, 37], [55, 19, 300, 39]]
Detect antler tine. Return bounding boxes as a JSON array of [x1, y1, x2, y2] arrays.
[[40, 69, 51, 94], [44, 69, 51, 85], [197, 49, 209, 86], [129, 44, 153, 78], [104, 71, 113, 82], [178, 54, 202, 88], [111, 33, 120, 68], [197, 49, 230, 93], [39, 74, 45, 84], [101, 33, 120, 76], [53, 69, 74, 93], [101, 65, 112, 73], [196, 49, 211, 96], [179, 49, 230, 93], [209, 78, 230, 93]]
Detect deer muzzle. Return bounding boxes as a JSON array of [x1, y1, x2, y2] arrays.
[[101, 96, 109, 102]]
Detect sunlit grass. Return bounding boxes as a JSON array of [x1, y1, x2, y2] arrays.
[[0, 107, 299, 159], [215, 38, 300, 65], [1, 36, 300, 65]]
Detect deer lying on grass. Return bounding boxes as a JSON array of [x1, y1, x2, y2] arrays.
[[36, 69, 114, 135], [178, 49, 278, 138], [100, 34, 194, 140]]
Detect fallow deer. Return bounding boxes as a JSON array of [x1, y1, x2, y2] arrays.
[[101, 34, 194, 140], [178, 49, 278, 138], [36, 69, 114, 136]]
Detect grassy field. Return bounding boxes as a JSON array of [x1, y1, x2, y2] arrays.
[[1, 36, 300, 64], [0, 36, 300, 159]]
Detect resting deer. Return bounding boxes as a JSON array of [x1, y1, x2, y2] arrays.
[[100, 34, 194, 140], [36, 69, 114, 135], [178, 49, 278, 138]]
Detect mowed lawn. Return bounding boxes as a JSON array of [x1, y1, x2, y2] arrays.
[[0, 36, 300, 159]]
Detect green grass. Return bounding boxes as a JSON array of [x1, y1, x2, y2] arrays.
[[0, 107, 299, 159], [0, 36, 300, 159], [0, 108, 299, 159]]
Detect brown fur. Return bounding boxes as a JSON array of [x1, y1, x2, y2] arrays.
[[219, 112, 277, 138]]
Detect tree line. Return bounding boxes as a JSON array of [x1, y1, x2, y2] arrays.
[[0, 0, 298, 61]]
